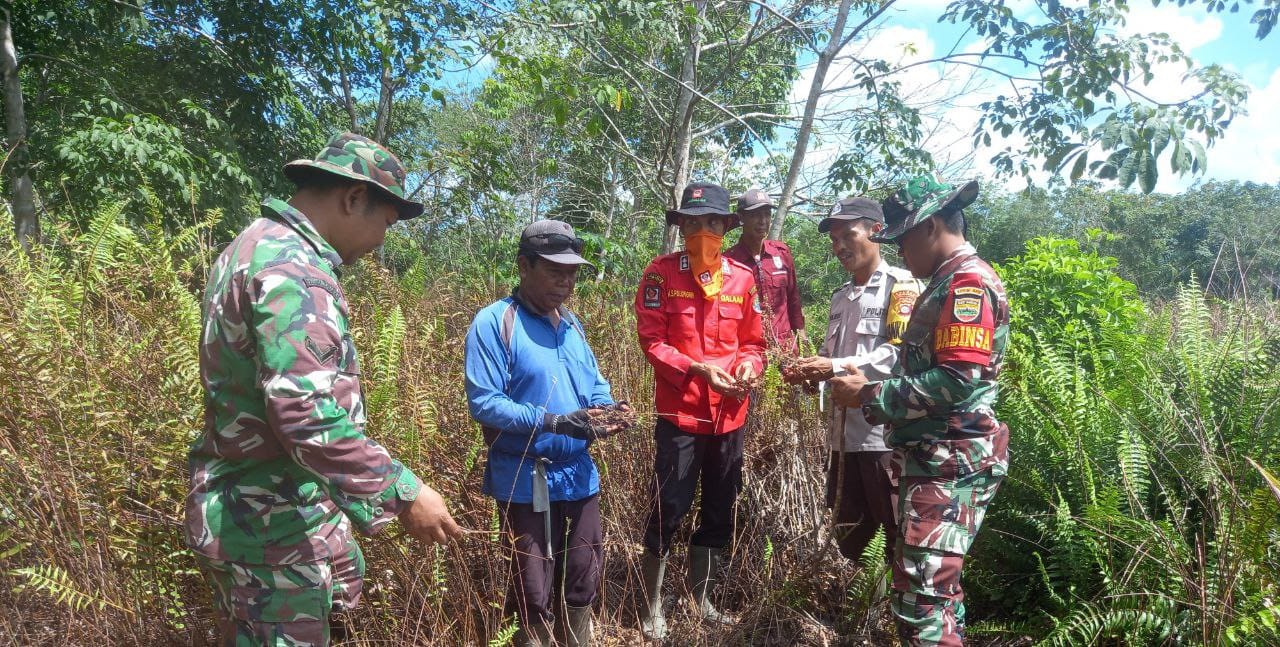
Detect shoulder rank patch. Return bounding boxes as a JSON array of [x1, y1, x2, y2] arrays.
[[679, 254, 690, 272], [645, 272, 664, 284], [643, 285, 661, 309], [305, 336, 340, 365], [302, 276, 341, 300]]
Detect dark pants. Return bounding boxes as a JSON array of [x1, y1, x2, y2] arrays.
[[497, 494, 603, 630], [644, 418, 745, 557], [826, 450, 898, 563]]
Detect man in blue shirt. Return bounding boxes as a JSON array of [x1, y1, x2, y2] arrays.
[[465, 220, 634, 647]]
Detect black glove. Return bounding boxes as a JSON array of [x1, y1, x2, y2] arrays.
[[544, 409, 605, 441]]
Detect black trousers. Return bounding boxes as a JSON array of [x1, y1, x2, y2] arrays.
[[644, 418, 745, 557], [497, 494, 603, 629], [826, 450, 897, 563]]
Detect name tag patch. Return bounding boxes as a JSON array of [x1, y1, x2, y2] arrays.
[[667, 288, 695, 299], [934, 324, 992, 353]]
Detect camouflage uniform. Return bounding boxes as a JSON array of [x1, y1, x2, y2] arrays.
[[186, 134, 424, 646], [858, 176, 1009, 647]]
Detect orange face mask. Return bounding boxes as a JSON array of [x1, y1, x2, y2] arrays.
[[685, 231, 724, 298]]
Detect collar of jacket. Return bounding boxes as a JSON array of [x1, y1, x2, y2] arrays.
[[260, 198, 345, 275], [845, 259, 890, 301]]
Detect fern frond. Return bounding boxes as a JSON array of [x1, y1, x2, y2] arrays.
[[11, 565, 134, 616]]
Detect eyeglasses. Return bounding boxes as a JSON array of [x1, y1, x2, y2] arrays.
[[521, 232, 585, 255]]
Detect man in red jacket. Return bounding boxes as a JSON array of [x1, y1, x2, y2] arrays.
[[724, 188, 805, 352], [634, 181, 766, 640]]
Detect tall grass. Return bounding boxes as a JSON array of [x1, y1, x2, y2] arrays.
[[1, 204, 1276, 645]]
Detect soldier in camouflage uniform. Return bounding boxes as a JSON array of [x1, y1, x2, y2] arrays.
[[186, 133, 463, 646], [828, 175, 1009, 647]]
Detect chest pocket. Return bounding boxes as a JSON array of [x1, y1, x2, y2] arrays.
[[718, 303, 744, 342], [665, 299, 699, 345], [854, 315, 884, 338]]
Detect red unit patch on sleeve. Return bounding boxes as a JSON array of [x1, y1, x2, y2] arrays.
[[934, 272, 994, 365]]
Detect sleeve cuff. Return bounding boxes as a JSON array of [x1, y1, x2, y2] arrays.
[[359, 464, 422, 536], [860, 382, 889, 426]]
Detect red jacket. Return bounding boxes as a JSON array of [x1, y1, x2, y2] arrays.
[[635, 252, 766, 435], [724, 239, 805, 350]]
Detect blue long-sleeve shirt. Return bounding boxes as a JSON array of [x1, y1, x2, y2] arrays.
[[464, 294, 614, 504]]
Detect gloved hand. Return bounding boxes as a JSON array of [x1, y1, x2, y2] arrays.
[[544, 408, 608, 441]]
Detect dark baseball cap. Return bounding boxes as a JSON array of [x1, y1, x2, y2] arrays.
[[665, 182, 739, 229], [519, 219, 592, 266], [817, 196, 884, 233], [736, 188, 773, 213]]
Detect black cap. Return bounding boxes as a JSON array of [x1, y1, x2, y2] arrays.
[[736, 188, 773, 213], [817, 196, 884, 233], [519, 219, 593, 266], [665, 182, 739, 229]]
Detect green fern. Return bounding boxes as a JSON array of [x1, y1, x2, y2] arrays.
[[488, 615, 520, 647], [12, 565, 133, 615]]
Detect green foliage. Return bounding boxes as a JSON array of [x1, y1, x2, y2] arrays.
[[996, 235, 1143, 345], [11, 566, 133, 616], [969, 261, 1280, 644], [946, 0, 1253, 191], [488, 615, 520, 647]]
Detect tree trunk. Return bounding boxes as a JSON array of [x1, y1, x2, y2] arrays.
[[770, 0, 855, 240], [662, 0, 706, 254], [334, 42, 359, 133], [373, 18, 395, 143], [1, 9, 36, 250], [596, 161, 619, 281]]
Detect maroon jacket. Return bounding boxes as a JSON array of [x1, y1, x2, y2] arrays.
[[724, 239, 805, 350]]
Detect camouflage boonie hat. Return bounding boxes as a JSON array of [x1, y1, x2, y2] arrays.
[[284, 133, 424, 220], [874, 174, 979, 243]]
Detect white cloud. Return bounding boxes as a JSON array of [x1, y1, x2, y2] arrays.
[[1166, 66, 1280, 190]]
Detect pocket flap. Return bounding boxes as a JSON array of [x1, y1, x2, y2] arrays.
[[718, 303, 744, 319]]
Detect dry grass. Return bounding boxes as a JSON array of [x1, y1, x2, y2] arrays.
[[0, 230, 900, 645]]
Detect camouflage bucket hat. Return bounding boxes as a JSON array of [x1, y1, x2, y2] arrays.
[[284, 132, 424, 220], [873, 174, 979, 243]]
